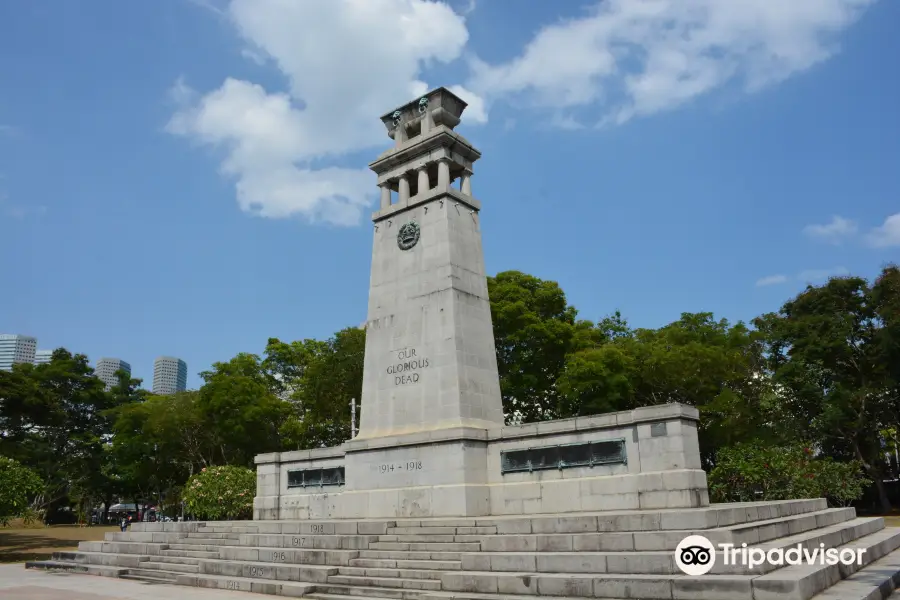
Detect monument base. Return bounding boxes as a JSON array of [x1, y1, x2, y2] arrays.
[[253, 403, 709, 520]]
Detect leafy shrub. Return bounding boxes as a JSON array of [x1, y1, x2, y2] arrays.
[[709, 442, 869, 507], [0, 456, 44, 526], [182, 466, 255, 520]]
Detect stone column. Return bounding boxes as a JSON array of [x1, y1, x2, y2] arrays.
[[437, 159, 451, 189], [461, 172, 472, 195], [417, 167, 429, 195], [398, 175, 410, 204], [379, 184, 391, 209]]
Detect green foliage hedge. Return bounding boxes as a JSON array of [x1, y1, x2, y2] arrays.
[[182, 465, 255, 521], [0, 456, 44, 526], [709, 442, 870, 506]]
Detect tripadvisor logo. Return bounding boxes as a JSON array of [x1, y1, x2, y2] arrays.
[[675, 535, 867, 576], [675, 536, 716, 576]]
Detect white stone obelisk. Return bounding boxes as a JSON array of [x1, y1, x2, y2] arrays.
[[340, 88, 504, 517]]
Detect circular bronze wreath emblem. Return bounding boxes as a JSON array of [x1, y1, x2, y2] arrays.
[[397, 221, 420, 250]]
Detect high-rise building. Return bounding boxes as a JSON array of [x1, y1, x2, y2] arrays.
[[0, 334, 37, 371], [95, 357, 131, 391], [34, 349, 53, 365], [152, 356, 187, 395]]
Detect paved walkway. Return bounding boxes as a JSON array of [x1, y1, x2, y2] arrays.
[[0, 564, 260, 600]]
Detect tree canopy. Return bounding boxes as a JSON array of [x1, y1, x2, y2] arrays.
[[2, 265, 897, 520]]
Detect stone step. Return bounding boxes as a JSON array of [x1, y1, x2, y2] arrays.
[[138, 560, 200, 574], [124, 567, 181, 581], [310, 583, 416, 599], [386, 526, 498, 536], [104, 532, 185, 544], [809, 545, 900, 599], [185, 532, 243, 539], [175, 572, 316, 596], [219, 546, 360, 566], [440, 527, 900, 599], [359, 550, 463, 561], [307, 595, 398, 600], [239, 534, 380, 550], [379, 535, 485, 544], [162, 548, 220, 558], [369, 542, 480, 552], [121, 574, 180, 584], [337, 566, 442, 580], [349, 558, 461, 571], [195, 557, 337, 583], [199, 522, 397, 536], [422, 593, 586, 600], [477, 499, 829, 535], [52, 551, 144, 569], [327, 574, 442, 591], [459, 516, 884, 577], [144, 554, 202, 565], [749, 527, 900, 600], [176, 537, 237, 545], [165, 543, 220, 552], [84, 541, 167, 555], [477, 507, 857, 553], [24, 560, 127, 578], [627, 506, 856, 552]]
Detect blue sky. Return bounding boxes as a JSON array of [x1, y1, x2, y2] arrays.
[[1, 0, 897, 390]]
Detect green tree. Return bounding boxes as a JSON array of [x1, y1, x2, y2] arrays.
[[262, 337, 324, 400], [0, 349, 125, 521], [755, 269, 900, 512], [183, 465, 255, 521], [488, 271, 579, 423], [0, 456, 44, 525], [198, 353, 292, 466], [281, 327, 365, 449]]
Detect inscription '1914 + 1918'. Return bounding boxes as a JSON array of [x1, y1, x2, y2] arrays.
[[386, 347, 429, 386]]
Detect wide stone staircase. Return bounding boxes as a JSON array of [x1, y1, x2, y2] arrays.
[[25, 499, 900, 599]]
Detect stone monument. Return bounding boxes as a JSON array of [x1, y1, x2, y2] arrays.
[[252, 87, 710, 520]]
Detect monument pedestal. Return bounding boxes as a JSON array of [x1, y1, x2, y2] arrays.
[[340, 428, 491, 518], [254, 403, 709, 520]]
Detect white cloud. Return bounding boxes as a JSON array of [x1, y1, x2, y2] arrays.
[[468, 0, 876, 126], [802, 215, 858, 243], [756, 274, 789, 287], [185, 0, 227, 17], [448, 85, 487, 124], [167, 76, 197, 106], [168, 0, 480, 226], [866, 213, 900, 248]]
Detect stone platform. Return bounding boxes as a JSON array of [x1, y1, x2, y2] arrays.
[[26, 499, 900, 599]]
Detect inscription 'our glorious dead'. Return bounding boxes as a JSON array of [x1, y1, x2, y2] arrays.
[[386, 348, 430, 385]]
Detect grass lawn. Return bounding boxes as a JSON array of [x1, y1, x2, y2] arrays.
[[0, 519, 117, 563]]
